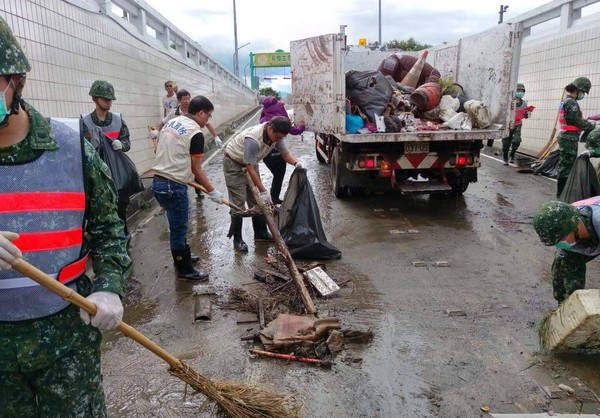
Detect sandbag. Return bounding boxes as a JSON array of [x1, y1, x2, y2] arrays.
[[345, 70, 392, 123], [278, 169, 342, 260], [559, 154, 600, 203]]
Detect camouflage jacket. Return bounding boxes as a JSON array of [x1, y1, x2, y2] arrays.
[[81, 110, 131, 152], [0, 101, 132, 297], [561, 98, 595, 133]]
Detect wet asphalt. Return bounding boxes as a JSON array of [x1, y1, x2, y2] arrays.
[[101, 124, 600, 417]]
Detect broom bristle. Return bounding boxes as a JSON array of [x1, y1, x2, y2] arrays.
[[170, 362, 299, 418]]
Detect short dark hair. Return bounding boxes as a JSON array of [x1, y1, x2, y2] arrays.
[[565, 83, 578, 93], [188, 95, 214, 115], [268, 116, 291, 134], [176, 89, 190, 101]]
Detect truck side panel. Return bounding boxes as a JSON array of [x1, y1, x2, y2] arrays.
[[291, 34, 344, 135]]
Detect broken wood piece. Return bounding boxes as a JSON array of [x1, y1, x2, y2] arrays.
[[446, 309, 466, 317], [297, 261, 326, 273], [249, 348, 333, 367], [236, 312, 259, 324], [434, 261, 450, 267], [244, 170, 317, 314], [412, 260, 427, 267], [258, 267, 291, 282], [258, 299, 265, 329], [269, 280, 293, 294]]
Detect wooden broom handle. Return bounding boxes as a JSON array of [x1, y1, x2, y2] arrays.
[[5, 250, 183, 370], [188, 181, 245, 212]]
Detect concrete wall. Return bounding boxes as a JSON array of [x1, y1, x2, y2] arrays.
[[513, 0, 600, 155], [1, 0, 258, 173]]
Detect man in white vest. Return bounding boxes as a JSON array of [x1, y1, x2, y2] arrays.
[[223, 116, 303, 251]]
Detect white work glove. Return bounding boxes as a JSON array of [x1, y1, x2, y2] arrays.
[[294, 161, 304, 170], [259, 190, 272, 205], [149, 129, 159, 139], [111, 139, 123, 151], [80, 291, 123, 330], [213, 135, 223, 147], [208, 189, 223, 203], [0, 232, 21, 270]]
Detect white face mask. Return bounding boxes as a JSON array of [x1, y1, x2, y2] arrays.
[[0, 80, 13, 122]]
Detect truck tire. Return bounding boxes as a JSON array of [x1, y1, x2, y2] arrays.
[[448, 169, 469, 195], [331, 147, 348, 198]]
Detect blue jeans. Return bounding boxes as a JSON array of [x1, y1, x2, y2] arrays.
[[152, 177, 189, 251]]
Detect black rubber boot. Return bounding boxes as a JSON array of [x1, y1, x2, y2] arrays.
[[252, 216, 273, 241], [230, 217, 248, 252], [509, 151, 516, 164], [171, 247, 208, 281], [557, 178, 567, 198]]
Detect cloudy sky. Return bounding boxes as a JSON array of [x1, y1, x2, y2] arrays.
[[141, 0, 554, 89]]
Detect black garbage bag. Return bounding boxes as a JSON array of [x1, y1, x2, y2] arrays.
[[533, 149, 559, 179], [86, 125, 144, 200], [346, 70, 393, 123], [278, 169, 342, 260], [559, 154, 600, 203]]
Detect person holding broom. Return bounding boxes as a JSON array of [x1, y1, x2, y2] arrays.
[[556, 77, 596, 197], [0, 17, 131, 416], [151, 95, 224, 280]]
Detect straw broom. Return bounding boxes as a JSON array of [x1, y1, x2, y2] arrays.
[[2, 232, 298, 418]]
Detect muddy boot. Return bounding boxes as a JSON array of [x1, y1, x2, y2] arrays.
[[502, 151, 509, 165], [230, 217, 248, 252], [172, 247, 208, 281], [509, 151, 516, 164], [252, 216, 273, 241]]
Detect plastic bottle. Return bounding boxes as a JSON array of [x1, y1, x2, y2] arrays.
[[400, 50, 428, 89]]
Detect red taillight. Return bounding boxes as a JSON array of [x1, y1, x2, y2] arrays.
[[358, 157, 366, 168], [457, 155, 467, 165], [366, 157, 375, 168]]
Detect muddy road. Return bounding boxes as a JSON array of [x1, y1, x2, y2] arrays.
[[102, 119, 600, 417]]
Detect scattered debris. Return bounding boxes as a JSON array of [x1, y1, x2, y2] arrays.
[[542, 385, 569, 399], [326, 330, 345, 354], [412, 260, 427, 267], [408, 229, 420, 234], [303, 267, 340, 297], [236, 312, 259, 324], [434, 261, 450, 267], [389, 229, 404, 234], [480, 405, 490, 413], [374, 208, 385, 212], [192, 285, 216, 322], [558, 383, 575, 395], [249, 348, 333, 368], [446, 309, 467, 317]]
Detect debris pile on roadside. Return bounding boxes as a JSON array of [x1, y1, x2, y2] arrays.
[[344, 50, 500, 134]]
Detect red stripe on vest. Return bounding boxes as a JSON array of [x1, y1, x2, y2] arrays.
[[104, 131, 120, 139], [57, 254, 89, 283], [559, 110, 583, 132], [0, 192, 85, 213], [13, 229, 83, 252]]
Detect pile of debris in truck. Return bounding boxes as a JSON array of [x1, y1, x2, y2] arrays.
[[345, 50, 500, 134]]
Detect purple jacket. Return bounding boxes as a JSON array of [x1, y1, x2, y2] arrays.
[[259, 96, 305, 135]]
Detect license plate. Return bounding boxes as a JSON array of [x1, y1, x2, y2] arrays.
[[404, 142, 429, 154]]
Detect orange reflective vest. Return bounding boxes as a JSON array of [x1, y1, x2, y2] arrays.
[[0, 119, 88, 321]]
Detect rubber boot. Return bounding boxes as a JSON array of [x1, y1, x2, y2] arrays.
[[509, 151, 516, 164], [253, 216, 273, 241], [172, 247, 208, 281], [231, 217, 248, 252], [502, 151, 509, 165], [557, 178, 567, 198]]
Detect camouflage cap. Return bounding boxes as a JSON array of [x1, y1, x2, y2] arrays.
[[517, 83, 525, 91], [533, 201, 580, 246], [572, 77, 591, 93], [89, 80, 116, 100], [0, 16, 32, 75]]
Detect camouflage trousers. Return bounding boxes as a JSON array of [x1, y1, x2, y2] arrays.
[[551, 250, 595, 303], [0, 304, 107, 418], [501, 124, 522, 161], [557, 132, 580, 197]]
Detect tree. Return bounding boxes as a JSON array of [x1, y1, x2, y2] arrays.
[[385, 37, 432, 51], [259, 87, 280, 100]]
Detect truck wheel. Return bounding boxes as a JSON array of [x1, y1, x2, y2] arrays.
[[315, 139, 326, 163], [448, 171, 469, 195], [331, 147, 348, 198]]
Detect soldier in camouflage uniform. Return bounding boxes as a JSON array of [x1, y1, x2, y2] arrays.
[[556, 77, 595, 197], [533, 198, 600, 304], [580, 126, 600, 158], [502, 83, 531, 165], [0, 17, 131, 417], [80, 80, 133, 239]]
